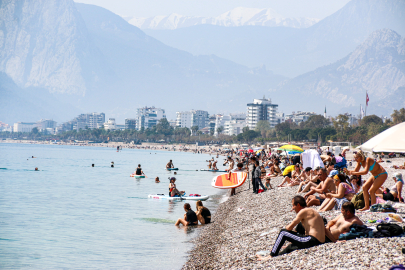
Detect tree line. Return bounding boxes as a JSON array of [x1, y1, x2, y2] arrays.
[[1, 108, 404, 145]]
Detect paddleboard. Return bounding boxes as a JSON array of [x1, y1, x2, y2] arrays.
[[130, 174, 145, 178], [200, 169, 227, 172], [211, 172, 247, 189], [167, 168, 179, 171], [148, 194, 209, 201]]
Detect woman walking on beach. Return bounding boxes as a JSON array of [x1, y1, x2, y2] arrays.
[[347, 150, 387, 211]]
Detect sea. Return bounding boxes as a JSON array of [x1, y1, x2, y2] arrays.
[[0, 143, 227, 269]]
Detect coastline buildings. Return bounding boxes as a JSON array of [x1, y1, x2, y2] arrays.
[[284, 111, 317, 124], [175, 110, 209, 130], [13, 122, 36, 133], [56, 112, 105, 132], [136, 107, 166, 130], [13, 119, 57, 133], [125, 118, 137, 130], [246, 97, 278, 130], [214, 113, 247, 136]]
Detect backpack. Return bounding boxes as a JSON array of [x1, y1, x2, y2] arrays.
[[376, 223, 404, 237], [351, 191, 366, 209]]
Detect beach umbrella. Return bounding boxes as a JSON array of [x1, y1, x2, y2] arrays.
[[279, 144, 304, 153], [248, 149, 254, 153], [358, 122, 405, 153]]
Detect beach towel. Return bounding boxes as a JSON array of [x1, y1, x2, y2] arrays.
[[302, 150, 324, 170]]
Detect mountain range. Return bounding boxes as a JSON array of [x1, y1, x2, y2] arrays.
[[145, 0, 405, 77], [0, 0, 404, 125], [124, 7, 319, 30]]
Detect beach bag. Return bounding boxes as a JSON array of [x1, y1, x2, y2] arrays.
[[377, 223, 404, 237], [351, 191, 365, 209]]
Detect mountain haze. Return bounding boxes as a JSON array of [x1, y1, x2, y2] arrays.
[[125, 7, 319, 30], [146, 0, 405, 77], [275, 29, 405, 116]]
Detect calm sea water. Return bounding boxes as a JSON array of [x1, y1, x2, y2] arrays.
[[0, 143, 226, 269]]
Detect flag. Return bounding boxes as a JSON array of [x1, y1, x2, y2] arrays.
[[366, 93, 369, 106], [361, 105, 364, 118]]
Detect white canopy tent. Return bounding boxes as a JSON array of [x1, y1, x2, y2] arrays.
[[357, 122, 405, 153]]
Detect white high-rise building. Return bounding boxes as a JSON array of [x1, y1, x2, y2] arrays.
[[13, 122, 36, 132], [136, 107, 166, 130], [246, 97, 278, 130], [104, 118, 117, 130], [176, 110, 209, 129], [36, 119, 57, 131], [214, 113, 246, 136]]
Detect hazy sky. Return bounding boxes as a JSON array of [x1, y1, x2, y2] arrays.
[[74, 0, 351, 19]]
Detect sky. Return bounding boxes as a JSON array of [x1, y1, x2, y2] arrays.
[[74, 0, 351, 19]]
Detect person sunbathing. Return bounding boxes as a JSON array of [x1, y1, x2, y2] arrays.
[[326, 202, 363, 240], [278, 164, 299, 187], [304, 169, 337, 207], [318, 174, 355, 212], [287, 165, 304, 187], [350, 175, 362, 194], [257, 196, 334, 259], [393, 165, 405, 169], [376, 172, 403, 202], [298, 168, 321, 193]]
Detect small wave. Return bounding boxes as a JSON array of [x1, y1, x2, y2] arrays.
[[139, 218, 175, 224]]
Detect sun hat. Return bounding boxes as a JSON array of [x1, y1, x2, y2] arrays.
[[328, 170, 339, 178], [393, 172, 403, 180]]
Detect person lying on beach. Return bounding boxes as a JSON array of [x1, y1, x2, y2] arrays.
[[175, 203, 198, 226], [392, 165, 405, 169], [326, 202, 363, 240], [321, 152, 332, 163], [304, 169, 337, 207], [297, 167, 320, 193], [257, 196, 334, 259], [195, 200, 211, 224], [346, 150, 388, 211], [376, 172, 403, 202], [318, 174, 355, 212]]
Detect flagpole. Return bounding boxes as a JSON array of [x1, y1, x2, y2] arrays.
[[365, 91, 368, 117]]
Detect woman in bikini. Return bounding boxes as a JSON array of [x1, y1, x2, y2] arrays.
[[319, 174, 355, 212], [347, 150, 387, 211]]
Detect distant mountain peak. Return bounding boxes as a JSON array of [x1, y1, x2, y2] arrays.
[[125, 7, 319, 30]]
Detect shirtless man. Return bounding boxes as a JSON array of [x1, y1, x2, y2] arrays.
[[258, 196, 334, 259], [297, 168, 320, 193], [207, 160, 212, 169], [326, 202, 363, 240], [320, 152, 333, 163], [304, 169, 337, 207], [212, 160, 218, 171], [166, 160, 174, 169]]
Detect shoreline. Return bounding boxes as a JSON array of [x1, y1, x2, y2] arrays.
[[183, 158, 405, 269]]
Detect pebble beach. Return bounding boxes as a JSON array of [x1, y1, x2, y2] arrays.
[[183, 156, 405, 270]]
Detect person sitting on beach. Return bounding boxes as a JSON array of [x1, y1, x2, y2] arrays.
[[195, 200, 211, 224], [350, 175, 362, 194], [376, 172, 403, 202], [258, 196, 334, 258], [155, 177, 160, 183], [304, 169, 337, 207], [278, 164, 299, 187], [346, 150, 388, 211], [169, 177, 184, 197], [298, 167, 320, 193], [267, 159, 281, 177], [318, 174, 355, 212], [377, 155, 384, 163], [326, 202, 363, 241], [166, 160, 174, 169], [175, 203, 198, 226], [287, 165, 303, 187], [135, 164, 144, 176], [212, 160, 218, 171]]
